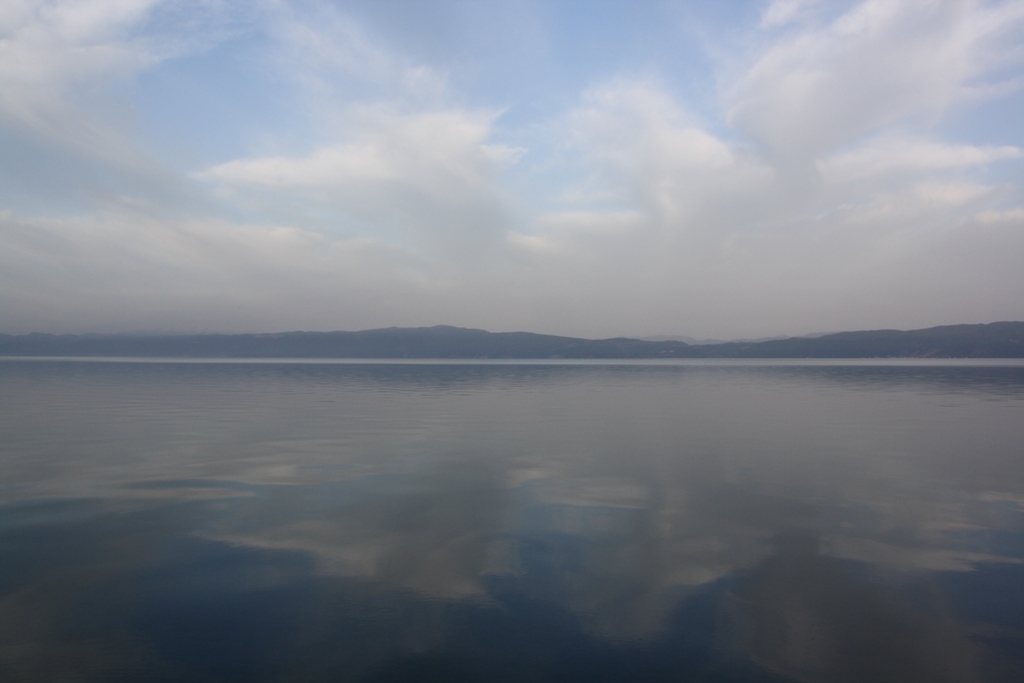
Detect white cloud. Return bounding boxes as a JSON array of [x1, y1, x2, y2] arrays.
[[264, 0, 450, 111], [204, 108, 505, 189], [729, 0, 1024, 163], [760, 0, 820, 28], [508, 210, 648, 256], [912, 180, 991, 206], [1, 1, 1022, 339], [535, 210, 647, 235], [505, 230, 557, 255], [819, 137, 1022, 182], [0, 0, 245, 210], [204, 143, 397, 188], [0, 0, 157, 148], [563, 80, 775, 227], [201, 106, 518, 259], [976, 206, 1024, 222], [0, 205, 441, 333], [0, 0, 210, 127]]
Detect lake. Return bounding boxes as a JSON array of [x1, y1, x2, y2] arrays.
[[1, 359, 1023, 682]]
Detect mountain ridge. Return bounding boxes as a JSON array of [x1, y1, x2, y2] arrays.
[[1, 321, 1023, 358]]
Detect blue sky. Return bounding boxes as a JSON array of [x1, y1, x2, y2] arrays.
[[1, 0, 1023, 338]]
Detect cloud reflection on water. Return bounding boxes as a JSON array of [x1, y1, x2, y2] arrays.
[[1, 361, 1023, 681]]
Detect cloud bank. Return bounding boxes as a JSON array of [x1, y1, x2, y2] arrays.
[[1, 0, 1023, 338]]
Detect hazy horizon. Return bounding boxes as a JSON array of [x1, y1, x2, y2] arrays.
[[2, 1, 1023, 339], [4, 318, 1023, 348]]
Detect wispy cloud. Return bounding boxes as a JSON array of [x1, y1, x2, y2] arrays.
[[819, 137, 1022, 181], [0, 0, 1022, 337], [729, 0, 1024, 163]]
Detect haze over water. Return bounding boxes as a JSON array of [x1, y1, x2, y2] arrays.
[[2, 359, 1023, 682]]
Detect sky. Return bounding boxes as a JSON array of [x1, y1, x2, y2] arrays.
[[1, 0, 1023, 339]]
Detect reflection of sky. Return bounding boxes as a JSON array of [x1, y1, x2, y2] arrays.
[[1, 361, 1023, 680]]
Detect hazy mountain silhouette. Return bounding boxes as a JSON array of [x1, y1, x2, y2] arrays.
[[1, 322, 1022, 358]]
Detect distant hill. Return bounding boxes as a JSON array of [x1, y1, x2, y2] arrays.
[[1, 322, 1023, 358], [641, 334, 804, 345], [689, 321, 1024, 358]]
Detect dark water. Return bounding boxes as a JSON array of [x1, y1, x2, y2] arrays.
[[2, 359, 1023, 683]]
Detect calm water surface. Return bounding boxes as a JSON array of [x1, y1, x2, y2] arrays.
[[1, 359, 1023, 682]]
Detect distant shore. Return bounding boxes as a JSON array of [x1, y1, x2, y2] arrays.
[[2, 322, 1022, 359]]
